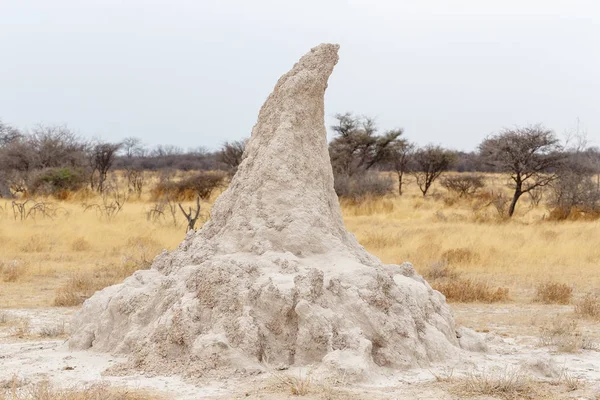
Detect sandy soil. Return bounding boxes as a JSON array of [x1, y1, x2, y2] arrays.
[[1, 304, 599, 399]]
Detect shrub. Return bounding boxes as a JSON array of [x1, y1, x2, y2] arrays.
[[0, 260, 28, 282], [333, 172, 394, 201], [150, 171, 225, 201], [441, 248, 480, 266], [433, 278, 509, 303], [441, 174, 485, 197], [71, 237, 91, 252], [548, 165, 600, 220], [28, 167, 87, 198], [574, 294, 600, 320], [534, 282, 573, 304], [453, 368, 536, 399], [423, 261, 459, 280], [538, 317, 595, 352]]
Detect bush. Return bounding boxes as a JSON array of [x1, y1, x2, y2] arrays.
[[150, 171, 225, 201], [574, 294, 600, 320], [28, 167, 87, 198], [534, 282, 573, 304], [548, 170, 600, 220], [433, 278, 509, 303], [538, 317, 594, 352], [441, 248, 480, 265], [441, 174, 485, 197], [423, 261, 459, 280], [333, 172, 394, 201]]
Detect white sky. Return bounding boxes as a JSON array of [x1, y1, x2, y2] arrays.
[[1, 0, 598, 151]]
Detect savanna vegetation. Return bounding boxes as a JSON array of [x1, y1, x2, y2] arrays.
[[1, 116, 600, 313]]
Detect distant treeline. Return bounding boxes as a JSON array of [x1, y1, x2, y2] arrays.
[[2, 114, 600, 219]]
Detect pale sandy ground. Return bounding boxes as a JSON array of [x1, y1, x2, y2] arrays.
[[1, 305, 599, 399]]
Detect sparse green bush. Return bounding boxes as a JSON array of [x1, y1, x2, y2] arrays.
[[28, 167, 87, 198]]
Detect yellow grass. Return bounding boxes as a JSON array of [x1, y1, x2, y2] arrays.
[[0, 378, 163, 400], [1, 172, 599, 308]]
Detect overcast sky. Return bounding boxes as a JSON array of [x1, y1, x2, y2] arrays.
[[1, 0, 598, 151]]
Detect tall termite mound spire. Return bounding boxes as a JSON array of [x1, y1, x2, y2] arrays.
[[197, 43, 369, 259], [69, 44, 464, 382]]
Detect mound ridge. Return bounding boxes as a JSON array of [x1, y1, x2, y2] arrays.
[[69, 43, 460, 381]]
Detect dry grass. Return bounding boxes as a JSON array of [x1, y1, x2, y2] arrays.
[[271, 371, 313, 396], [452, 368, 537, 399], [1, 172, 600, 308], [0, 378, 162, 400], [0, 261, 28, 283], [538, 317, 597, 352], [534, 282, 573, 304], [574, 294, 600, 320], [432, 278, 510, 303], [424, 262, 510, 303], [38, 323, 66, 338]]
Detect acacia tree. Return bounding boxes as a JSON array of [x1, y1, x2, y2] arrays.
[[411, 145, 456, 196], [479, 125, 564, 217], [386, 140, 415, 195], [329, 113, 402, 176]]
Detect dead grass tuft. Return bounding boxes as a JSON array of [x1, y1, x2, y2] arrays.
[[441, 248, 480, 265], [39, 323, 66, 338], [269, 369, 313, 396], [54, 235, 160, 306], [0, 379, 163, 400], [340, 196, 395, 216], [534, 281, 573, 304], [433, 278, 509, 303], [70, 237, 91, 252], [452, 368, 537, 399], [20, 235, 53, 253], [422, 261, 459, 280], [574, 293, 600, 320], [12, 319, 31, 339], [0, 260, 28, 282], [538, 316, 596, 352], [53, 271, 115, 306]]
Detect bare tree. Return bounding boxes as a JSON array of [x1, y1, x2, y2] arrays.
[[387, 140, 415, 195], [152, 144, 183, 157], [479, 125, 564, 217], [179, 196, 201, 232], [0, 120, 22, 146], [411, 145, 456, 196], [30, 124, 86, 169], [121, 137, 146, 158], [329, 113, 402, 177], [88, 141, 122, 192], [218, 140, 246, 174]]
